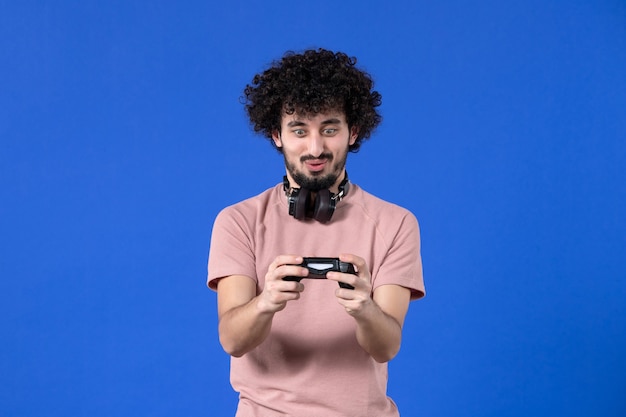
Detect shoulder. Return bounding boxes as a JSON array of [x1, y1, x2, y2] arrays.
[[347, 184, 419, 227], [345, 184, 421, 253], [215, 184, 283, 224]]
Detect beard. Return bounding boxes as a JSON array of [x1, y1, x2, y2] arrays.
[[284, 150, 348, 191]]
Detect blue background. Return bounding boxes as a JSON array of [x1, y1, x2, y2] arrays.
[[1, 1, 625, 416]]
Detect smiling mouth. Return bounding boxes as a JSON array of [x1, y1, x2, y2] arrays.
[[302, 153, 332, 170], [304, 159, 327, 172]]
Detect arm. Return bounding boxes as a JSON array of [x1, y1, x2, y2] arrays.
[[355, 284, 410, 363], [326, 253, 411, 363], [216, 255, 307, 357]]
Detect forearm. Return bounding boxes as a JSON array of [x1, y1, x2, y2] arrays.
[[354, 300, 403, 363], [218, 296, 275, 357], [216, 258, 307, 357]]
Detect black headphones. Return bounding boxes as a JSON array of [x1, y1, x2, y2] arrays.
[[283, 173, 350, 223]]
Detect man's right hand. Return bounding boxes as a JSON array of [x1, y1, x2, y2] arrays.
[[216, 255, 307, 357], [258, 255, 307, 313]]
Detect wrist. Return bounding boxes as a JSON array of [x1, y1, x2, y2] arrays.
[[255, 294, 283, 316]]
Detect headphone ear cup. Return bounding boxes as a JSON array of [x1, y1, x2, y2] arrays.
[[291, 188, 310, 220], [313, 189, 334, 223]]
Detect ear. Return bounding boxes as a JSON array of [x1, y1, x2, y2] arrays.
[[349, 126, 359, 146], [271, 130, 283, 148]]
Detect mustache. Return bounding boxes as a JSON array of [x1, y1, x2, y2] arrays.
[[300, 153, 333, 162]]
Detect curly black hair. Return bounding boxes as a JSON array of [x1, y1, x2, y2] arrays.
[[243, 48, 382, 153]]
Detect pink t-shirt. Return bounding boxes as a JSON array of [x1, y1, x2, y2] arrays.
[[208, 183, 424, 417]]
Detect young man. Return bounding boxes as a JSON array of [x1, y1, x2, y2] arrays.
[[207, 48, 425, 416]]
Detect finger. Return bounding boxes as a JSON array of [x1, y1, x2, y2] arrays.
[[270, 254, 303, 270], [276, 264, 309, 282], [267, 255, 306, 282], [281, 280, 305, 293], [326, 271, 357, 289], [339, 253, 369, 279]]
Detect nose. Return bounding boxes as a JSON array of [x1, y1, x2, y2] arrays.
[[307, 132, 324, 157]]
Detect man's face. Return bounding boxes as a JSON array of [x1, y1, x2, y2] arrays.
[[272, 111, 357, 192]]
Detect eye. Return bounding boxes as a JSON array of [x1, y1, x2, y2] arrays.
[[292, 129, 306, 137], [323, 128, 338, 135]]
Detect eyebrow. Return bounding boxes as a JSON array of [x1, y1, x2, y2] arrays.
[[286, 118, 342, 128]]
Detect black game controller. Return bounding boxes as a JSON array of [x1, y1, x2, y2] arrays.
[[284, 257, 356, 289]]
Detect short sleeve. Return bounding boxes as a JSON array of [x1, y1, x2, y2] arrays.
[[207, 206, 258, 291], [374, 211, 425, 300]]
